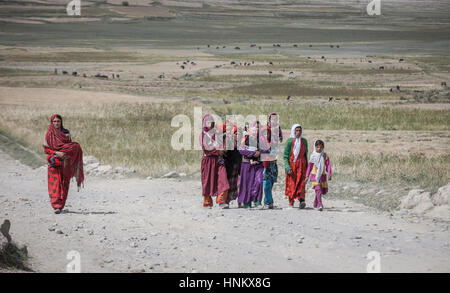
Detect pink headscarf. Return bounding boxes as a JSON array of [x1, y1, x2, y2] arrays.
[[202, 114, 215, 132]]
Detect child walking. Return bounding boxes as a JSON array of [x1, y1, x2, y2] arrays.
[[238, 120, 270, 208], [262, 113, 283, 209], [284, 124, 308, 209], [305, 139, 332, 211]]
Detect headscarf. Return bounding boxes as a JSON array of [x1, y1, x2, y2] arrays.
[[201, 114, 221, 151], [309, 139, 326, 182], [264, 112, 281, 143], [44, 114, 84, 188], [290, 124, 302, 162], [245, 120, 260, 152], [202, 114, 215, 132], [223, 120, 238, 151], [262, 113, 282, 163]]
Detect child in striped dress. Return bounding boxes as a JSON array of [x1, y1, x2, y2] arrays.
[[305, 139, 332, 211]]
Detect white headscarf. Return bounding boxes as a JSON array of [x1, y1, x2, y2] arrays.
[[309, 139, 326, 182], [290, 124, 302, 162]]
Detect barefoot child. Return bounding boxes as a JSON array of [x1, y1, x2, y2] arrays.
[[305, 139, 332, 211]]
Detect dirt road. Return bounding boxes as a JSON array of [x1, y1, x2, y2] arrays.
[[0, 150, 449, 273]]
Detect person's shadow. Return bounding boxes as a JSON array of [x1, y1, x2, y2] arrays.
[[63, 210, 117, 215]]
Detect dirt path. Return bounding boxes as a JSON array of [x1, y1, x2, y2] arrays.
[[0, 149, 449, 273]]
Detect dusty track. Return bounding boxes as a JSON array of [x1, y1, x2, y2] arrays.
[[1, 150, 449, 273]]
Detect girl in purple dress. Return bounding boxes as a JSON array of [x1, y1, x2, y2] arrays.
[[237, 121, 270, 208]]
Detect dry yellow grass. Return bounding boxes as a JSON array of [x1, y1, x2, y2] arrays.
[[0, 97, 449, 192]]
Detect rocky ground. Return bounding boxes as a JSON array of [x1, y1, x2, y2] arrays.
[[1, 149, 449, 273]]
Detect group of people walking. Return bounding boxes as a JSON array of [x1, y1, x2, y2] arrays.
[[42, 113, 332, 214], [201, 113, 332, 211]]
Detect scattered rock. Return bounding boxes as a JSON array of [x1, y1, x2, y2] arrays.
[[400, 185, 450, 221], [97, 165, 113, 175], [84, 155, 135, 177], [161, 171, 180, 179], [432, 184, 450, 206], [399, 189, 433, 213], [388, 247, 402, 254], [426, 205, 450, 221], [83, 156, 99, 165]]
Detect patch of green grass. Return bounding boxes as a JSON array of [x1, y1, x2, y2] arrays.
[[0, 129, 46, 168], [220, 80, 393, 99], [213, 53, 290, 62], [315, 68, 421, 75], [0, 50, 179, 63], [0, 67, 53, 77], [409, 56, 450, 73], [196, 73, 285, 83]]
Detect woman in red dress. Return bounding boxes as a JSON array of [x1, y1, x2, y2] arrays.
[[200, 114, 230, 209], [283, 124, 308, 209], [43, 114, 84, 214]]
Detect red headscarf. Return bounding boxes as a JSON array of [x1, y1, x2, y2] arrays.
[[44, 114, 84, 188]]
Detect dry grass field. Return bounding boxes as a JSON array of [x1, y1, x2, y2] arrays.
[[0, 0, 449, 202], [1, 0, 450, 275]]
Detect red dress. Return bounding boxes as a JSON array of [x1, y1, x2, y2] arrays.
[[201, 132, 229, 206], [285, 139, 307, 202], [44, 147, 71, 210]]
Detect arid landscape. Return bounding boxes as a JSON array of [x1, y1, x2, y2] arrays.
[[0, 0, 449, 273]]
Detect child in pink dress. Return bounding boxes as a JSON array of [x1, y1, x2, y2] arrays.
[[305, 140, 332, 211]]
